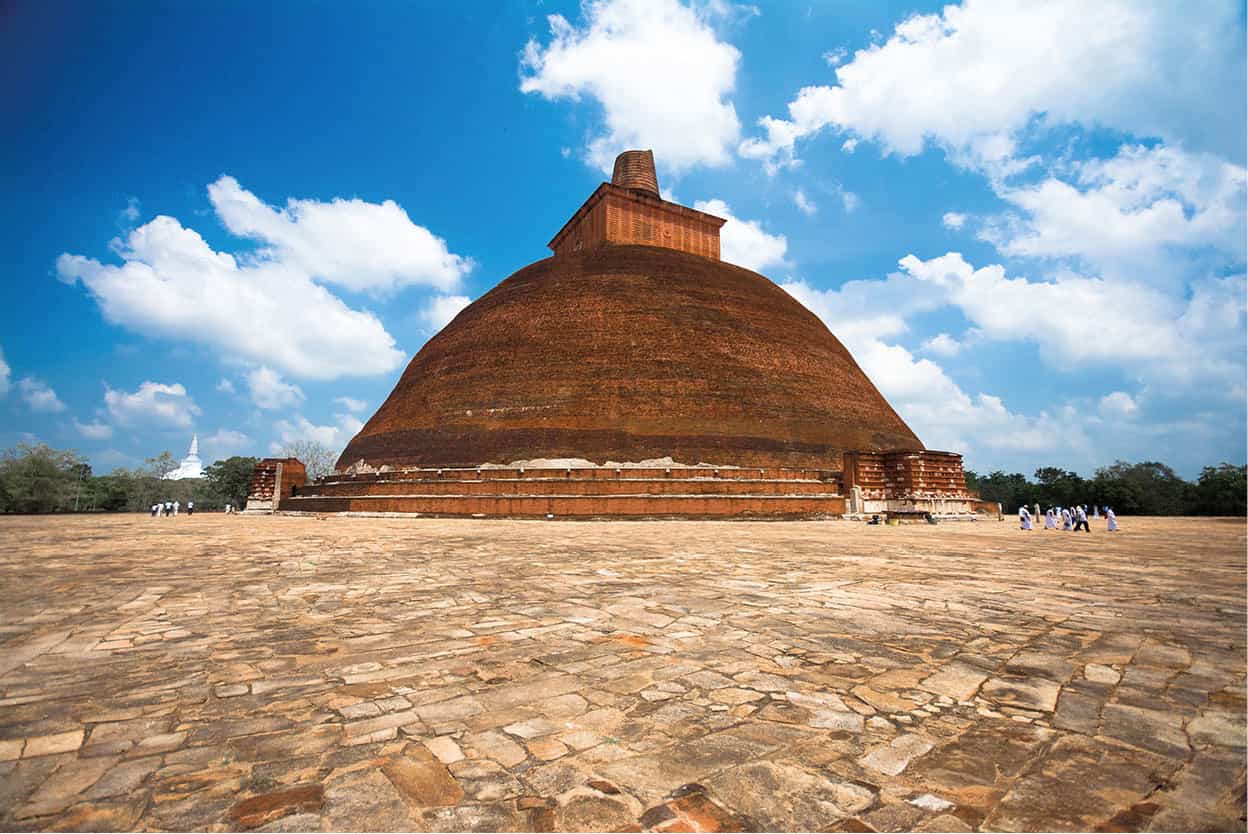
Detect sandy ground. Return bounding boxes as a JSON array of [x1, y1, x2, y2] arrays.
[[0, 514, 1243, 832]]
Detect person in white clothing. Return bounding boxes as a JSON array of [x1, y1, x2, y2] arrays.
[[1044, 509, 1057, 529], [173, 500, 180, 516], [1106, 508, 1119, 531], [1061, 508, 1072, 530], [1018, 506, 1033, 530], [1074, 505, 1090, 532]]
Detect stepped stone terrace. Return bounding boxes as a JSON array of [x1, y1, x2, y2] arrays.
[[0, 514, 1244, 831]]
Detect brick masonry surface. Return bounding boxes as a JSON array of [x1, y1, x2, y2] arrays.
[[550, 186, 725, 260], [338, 246, 923, 472]]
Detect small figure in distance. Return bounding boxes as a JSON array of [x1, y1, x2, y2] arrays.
[[1044, 508, 1057, 529], [1061, 507, 1073, 530], [173, 499, 180, 517], [187, 499, 194, 516], [1018, 505, 1033, 530], [165, 500, 173, 517], [1106, 507, 1119, 531]]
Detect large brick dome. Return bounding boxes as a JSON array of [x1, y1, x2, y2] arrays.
[[337, 244, 923, 471]]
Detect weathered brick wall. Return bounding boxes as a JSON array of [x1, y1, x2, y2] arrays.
[[275, 459, 307, 506], [842, 450, 971, 500], [550, 185, 724, 260], [246, 458, 308, 511], [883, 451, 971, 498], [842, 451, 888, 500], [247, 461, 279, 501]]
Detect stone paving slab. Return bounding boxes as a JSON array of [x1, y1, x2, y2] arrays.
[[0, 514, 1244, 831]]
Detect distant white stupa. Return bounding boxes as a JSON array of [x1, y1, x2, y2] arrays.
[[164, 434, 204, 480]]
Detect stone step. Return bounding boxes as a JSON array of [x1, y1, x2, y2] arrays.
[[301, 477, 837, 498], [324, 466, 839, 484], [282, 492, 847, 519]]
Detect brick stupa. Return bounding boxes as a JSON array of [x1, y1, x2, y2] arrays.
[[278, 151, 977, 519]]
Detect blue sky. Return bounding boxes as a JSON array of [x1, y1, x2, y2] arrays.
[[2, 0, 1244, 478]]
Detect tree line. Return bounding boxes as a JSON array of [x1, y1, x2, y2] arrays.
[[0, 440, 343, 514], [0, 444, 261, 514], [966, 461, 1246, 516]]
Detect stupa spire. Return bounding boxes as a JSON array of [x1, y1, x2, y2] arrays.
[[548, 150, 725, 259], [611, 149, 659, 197]]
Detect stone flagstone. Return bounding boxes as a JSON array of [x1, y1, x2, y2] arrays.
[[0, 514, 1241, 832]]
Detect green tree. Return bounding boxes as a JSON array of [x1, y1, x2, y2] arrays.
[[0, 444, 90, 513], [1033, 467, 1086, 509], [970, 470, 1032, 513], [1191, 464, 1247, 516], [1091, 460, 1191, 515], [204, 456, 259, 509]]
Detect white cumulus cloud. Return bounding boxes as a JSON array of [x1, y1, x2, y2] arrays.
[[520, 0, 744, 173], [692, 199, 787, 272], [104, 381, 200, 428], [793, 189, 817, 216], [982, 144, 1247, 285], [74, 419, 113, 440], [740, 0, 1245, 172], [0, 346, 9, 396], [18, 378, 66, 413], [333, 396, 368, 413], [57, 211, 406, 380], [942, 212, 966, 230], [207, 176, 472, 295], [921, 333, 962, 357], [246, 366, 305, 410], [204, 428, 251, 456], [419, 294, 472, 333], [271, 413, 363, 455], [895, 253, 1246, 396], [782, 279, 1096, 461], [1099, 391, 1139, 418]]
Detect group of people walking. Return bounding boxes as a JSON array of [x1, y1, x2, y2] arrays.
[[150, 500, 193, 517], [1019, 503, 1118, 532]]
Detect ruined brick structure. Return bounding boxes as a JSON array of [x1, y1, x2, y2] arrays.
[[277, 149, 978, 519], [841, 450, 977, 517], [242, 458, 306, 515]]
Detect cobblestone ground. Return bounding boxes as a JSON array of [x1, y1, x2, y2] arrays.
[[0, 515, 1244, 832]]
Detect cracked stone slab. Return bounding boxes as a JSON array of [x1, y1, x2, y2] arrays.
[[0, 514, 1242, 833]]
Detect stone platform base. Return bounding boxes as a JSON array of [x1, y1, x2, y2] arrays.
[[283, 466, 846, 519]]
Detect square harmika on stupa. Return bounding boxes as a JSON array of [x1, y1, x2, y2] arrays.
[[270, 150, 978, 519]]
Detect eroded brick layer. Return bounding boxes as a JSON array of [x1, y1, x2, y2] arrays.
[[338, 245, 924, 471]]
